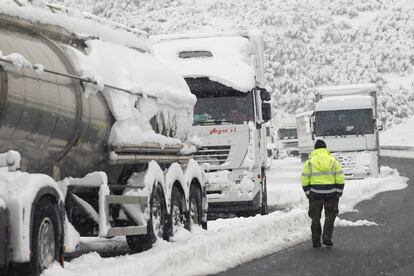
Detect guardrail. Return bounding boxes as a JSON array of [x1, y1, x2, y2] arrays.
[[381, 145, 414, 159]]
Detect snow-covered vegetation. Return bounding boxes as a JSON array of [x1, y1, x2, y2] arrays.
[[49, 0, 414, 129]]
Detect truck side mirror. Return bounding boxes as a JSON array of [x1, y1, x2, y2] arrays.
[[377, 124, 383, 131], [262, 102, 271, 122], [374, 119, 383, 131], [259, 88, 271, 101]]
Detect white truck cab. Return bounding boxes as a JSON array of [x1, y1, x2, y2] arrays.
[[297, 83, 381, 179], [275, 117, 299, 158], [153, 31, 271, 216]]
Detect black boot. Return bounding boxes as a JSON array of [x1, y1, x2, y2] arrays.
[[323, 240, 333, 247], [313, 242, 322, 248]]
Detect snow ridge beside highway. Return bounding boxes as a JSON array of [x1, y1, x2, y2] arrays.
[[43, 158, 408, 276]]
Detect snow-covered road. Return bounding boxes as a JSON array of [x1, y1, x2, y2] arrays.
[[43, 158, 408, 276]]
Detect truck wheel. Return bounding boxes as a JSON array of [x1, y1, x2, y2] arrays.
[[170, 185, 186, 236], [188, 185, 203, 230], [31, 197, 63, 276], [261, 173, 268, 215], [126, 184, 167, 253], [300, 153, 308, 163]]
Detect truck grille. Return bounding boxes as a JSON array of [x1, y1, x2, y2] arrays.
[[333, 154, 354, 167], [194, 146, 231, 165], [282, 141, 298, 148]]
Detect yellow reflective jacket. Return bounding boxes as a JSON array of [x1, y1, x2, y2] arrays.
[[301, 148, 345, 199]]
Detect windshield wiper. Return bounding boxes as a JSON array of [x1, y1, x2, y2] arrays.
[[195, 119, 234, 125]]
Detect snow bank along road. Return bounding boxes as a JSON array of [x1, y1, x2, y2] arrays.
[[218, 156, 414, 276], [381, 145, 414, 159], [43, 158, 408, 276]]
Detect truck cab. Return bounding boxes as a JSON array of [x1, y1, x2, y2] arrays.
[[153, 31, 271, 216], [299, 84, 381, 179], [275, 117, 299, 158]]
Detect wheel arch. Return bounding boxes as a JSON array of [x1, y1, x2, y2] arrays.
[[144, 161, 167, 213], [165, 163, 186, 213], [29, 187, 65, 261], [184, 159, 206, 211]]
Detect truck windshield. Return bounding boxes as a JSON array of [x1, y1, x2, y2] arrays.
[[187, 78, 254, 125], [315, 109, 374, 136], [278, 128, 297, 140]]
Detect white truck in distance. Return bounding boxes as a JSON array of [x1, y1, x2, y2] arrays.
[[296, 111, 314, 162], [297, 83, 381, 179], [265, 122, 278, 163], [275, 117, 299, 158], [0, 3, 207, 275], [153, 31, 271, 217]]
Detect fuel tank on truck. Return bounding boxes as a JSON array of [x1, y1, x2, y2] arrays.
[[0, 23, 116, 179]]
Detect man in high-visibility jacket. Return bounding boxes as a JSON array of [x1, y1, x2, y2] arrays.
[[301, 139, 345, 248]]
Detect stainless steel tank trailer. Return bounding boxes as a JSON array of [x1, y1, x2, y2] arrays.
[[0, 3, 207, 275]]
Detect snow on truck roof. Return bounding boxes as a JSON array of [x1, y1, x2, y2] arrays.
[[0, 1, 151, 52], [152, 31, 265, 93], [65, 39, 195, 120], [317, 83, 377, 98], [315, 83, 376, 111], [316, 95, 374, 111], [295, 111, 314, 118], [0, 0, 195, 110], [0, 1, 196, 147], [275, 117, 297, 128]]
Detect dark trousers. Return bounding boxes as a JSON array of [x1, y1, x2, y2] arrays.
[[308, 197, 339, 244]]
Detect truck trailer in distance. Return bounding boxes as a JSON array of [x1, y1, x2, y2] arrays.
[[296, 111, 314, 162], [275, 117, 299, 158], [296, 83, 381, 179], [265, 122, 278, 163], [153, 31, 271, 217]]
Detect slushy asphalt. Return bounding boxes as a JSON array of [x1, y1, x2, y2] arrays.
[[216, 157, 414, 276]]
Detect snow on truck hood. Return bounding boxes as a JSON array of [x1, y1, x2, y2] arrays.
[[152, 35, 256, 92]]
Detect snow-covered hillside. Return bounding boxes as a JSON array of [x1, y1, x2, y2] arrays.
[[49, 0, 414, 129]]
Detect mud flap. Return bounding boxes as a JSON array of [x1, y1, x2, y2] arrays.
[[0, 207, 10, 268]]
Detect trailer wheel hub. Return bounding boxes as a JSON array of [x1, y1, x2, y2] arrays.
[[38, 217, 55, 269], [172, 205, 183, 229], [152, 195, 164, 239], [190, 198, 199, 225]]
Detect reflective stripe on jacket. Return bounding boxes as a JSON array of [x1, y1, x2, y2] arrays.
[[301, 148, 345, 198]]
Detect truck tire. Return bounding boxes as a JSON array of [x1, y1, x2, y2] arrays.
[[126, 184, 167, 253], [30, 197, 63, 276], [261, 172, 269, 215], [301, 153, 308, 163], [169, 185, 186, 236], [188, 185, 203, 230]]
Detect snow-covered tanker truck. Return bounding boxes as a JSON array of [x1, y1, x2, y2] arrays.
[[153, 31, 271, 217], [0, 2, 207, 275]]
